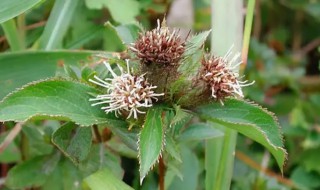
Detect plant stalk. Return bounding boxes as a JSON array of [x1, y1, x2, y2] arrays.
[[241, 0, 256, 71], [207, 0, 244, 189], [159, 156, 165, 190], [1, 19, 24, 51]]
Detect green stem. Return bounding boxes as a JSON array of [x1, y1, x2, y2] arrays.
[[1, 19, 24, 51], [206, 0, 244, 190], [17, 13, 26, 49], [214, 129, 237, 190], [241, 0, 256, 69]]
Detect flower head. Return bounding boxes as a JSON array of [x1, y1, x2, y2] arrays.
[[130, 19, 185, 66], [199, 46, 254, 104], [89, 60, 164, 119]]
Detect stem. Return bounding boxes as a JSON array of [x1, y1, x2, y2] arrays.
[[159, 156, 165, 190], [241, 0, 256, 71], [17, 13, 26, 49], [93, 125, 102, 143], [213, 129, 237, 190], [207, 0, 244, 190], [1, 19, 24, 51]]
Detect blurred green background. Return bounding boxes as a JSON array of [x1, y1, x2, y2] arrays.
[[0, 0, 320, 189]]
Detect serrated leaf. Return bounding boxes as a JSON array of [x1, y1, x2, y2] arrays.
[[52, 122, 92, 164], [196, 98, 287, 172], [0, 80, 125, 126], [178, 123, 224, 141], [182, 30, 211, 57], [84, 167, 134, 190], [177, 30, 210, 76], [0, 51, 95, 99], [0, 0, 43, 23], [139, 107, 164, 184], [5, 153, 61, 189]]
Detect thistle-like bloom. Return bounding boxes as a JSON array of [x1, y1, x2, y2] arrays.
[[199, 47, 254, 104], [89, 60, 164, 119], [130, 19, 185, 66]]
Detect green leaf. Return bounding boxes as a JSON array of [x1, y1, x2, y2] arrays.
[[85, 0, 140, 24], [291, 166, 320, 190], [22, 125, 53, 156], [196, 98, 286, 172], [40, 0, 80, 50], [116, 24, 141, 44], [166, 145, 199, 190], [165, 135, 182, 163], [5, 153, 61, 189], [84, 167, 134, 190], [182, 30, 211, 57], [139, 107, 164, 183], [52, 122, 92, 164], [0, 51, 95, 99], [178, 123, 224, 141], [0, 0, 42, 23], [108, 124, 138, 151], [1, 19, 24, 51], [0, 80, 125, 126], [105, 0, 140, 24], [104, 22, 126, 51], [42, 158, 82, 190]]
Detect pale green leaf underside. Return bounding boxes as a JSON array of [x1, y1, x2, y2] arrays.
[[84, 167, 134, 190], [196, 98, 286, 171], [139, 108, 164, 184], [0, 0, 42, 23], [0, 80, 124, 126]]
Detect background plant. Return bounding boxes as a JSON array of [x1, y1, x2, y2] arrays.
[[0, 0, 319, 190]]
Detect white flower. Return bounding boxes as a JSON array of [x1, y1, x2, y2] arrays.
[[200, 45, 254, 104], [89, 60, 164, 119]]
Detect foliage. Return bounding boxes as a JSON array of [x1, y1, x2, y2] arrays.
[[0, 0, 319, 189]]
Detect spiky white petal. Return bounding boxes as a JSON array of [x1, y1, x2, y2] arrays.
[[89, 60, 164, 119]]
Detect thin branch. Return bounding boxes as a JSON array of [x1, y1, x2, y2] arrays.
[[294, 37, 320, 59], [0, 122, 23, 153], [235, 150, 296, 188]]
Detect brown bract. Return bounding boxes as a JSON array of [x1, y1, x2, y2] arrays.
[[199, 55, 239, 101], [130, 20, 185, 66]]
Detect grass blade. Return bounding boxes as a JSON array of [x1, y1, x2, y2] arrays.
[[39, 0, 79, 50], [1, 19, 24, 51]]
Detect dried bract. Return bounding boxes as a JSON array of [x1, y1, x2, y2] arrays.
[[130, 19, 185, 66], [199, 47, 254, 104]]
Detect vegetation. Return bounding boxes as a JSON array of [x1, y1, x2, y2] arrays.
[[0, 0, 319, 190]]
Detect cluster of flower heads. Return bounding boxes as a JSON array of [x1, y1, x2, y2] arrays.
[[129, 19, 185, 66], [199, 46, 255, 105], [89, 60, 164, 119], [89, 19, 254, 119]]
